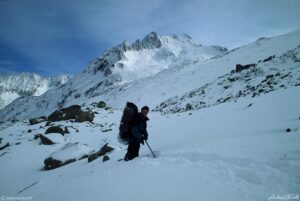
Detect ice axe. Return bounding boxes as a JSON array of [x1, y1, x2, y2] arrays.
[[145, 140, 156, 158]]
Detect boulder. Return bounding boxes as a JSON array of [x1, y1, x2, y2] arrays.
[[29, 116, 47, 125], [44, 157, 75, 170], [75, 110, 95, 123], [97, 101, 107, 108], [103, 155, 110, 162], [263, 55, 275, 62], [45, 126, 65, 135], [227, 77, 237, 82], [40, 135, 55, 145], [44, 142, 94, 170], [37, 134, 65, 145], [48, 105, 81, 122], [235, 63, 256, 72], [88, 143, 114, 162], [266, 74, 275, 80]]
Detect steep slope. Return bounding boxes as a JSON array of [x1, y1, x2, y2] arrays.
[[0, 30, 300, 201], [0, 73, 69, 110], [154, 44, 300, 113], [0, 32, 227, 121], [0, 87, 299, 201], [84, 29, 300, 110], [0, 30, 299, 121]]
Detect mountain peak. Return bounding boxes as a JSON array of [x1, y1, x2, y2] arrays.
[[84, 31, 228, 76], [144, 31, 160, 39], [1, 30, 299, 121], [172, 33, 192, 42], [140, 31, 162, 49]]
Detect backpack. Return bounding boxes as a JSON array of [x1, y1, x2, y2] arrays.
[[118, 102, 138, 145]]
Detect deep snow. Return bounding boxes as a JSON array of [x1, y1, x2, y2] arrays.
[[0, 30, 300, 201], [0, 87, 299, 201]]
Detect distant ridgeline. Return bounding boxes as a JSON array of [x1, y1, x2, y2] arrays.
[[0, 73, 69, 110]]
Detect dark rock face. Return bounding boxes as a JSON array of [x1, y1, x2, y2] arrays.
[[212, 46, 228, 54], [140, 32, 162, 49], [266, 74, 274, 80], [88, 143, 114, 163], [263, 55, 275, 62], [48, 105, 81, 122], [185, 103, 193, 111], [75, 111, 95, 123], [235, 64, 256, 72], [45, 126, 65, 135]]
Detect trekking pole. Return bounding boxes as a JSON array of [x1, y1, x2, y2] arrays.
[[145, 140, 156, 158]]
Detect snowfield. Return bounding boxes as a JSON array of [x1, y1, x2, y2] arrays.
[[0, 30, 300, 201], [0, 87, 299, 201]]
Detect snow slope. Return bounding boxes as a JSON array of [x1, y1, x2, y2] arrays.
[[0, 87, 299, 201], [0, 30, 299, 121], [0, 32, 227, 121], [0, 30, 300, 201], [0, 73, 69, 110]]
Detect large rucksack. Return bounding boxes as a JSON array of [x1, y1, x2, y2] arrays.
[[118, 102, 138, 145]]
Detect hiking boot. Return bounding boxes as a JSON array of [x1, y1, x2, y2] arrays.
[[124, 153, 133, 161]]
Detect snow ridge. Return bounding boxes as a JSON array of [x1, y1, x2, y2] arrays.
[[0, 30, 299, 121], [0, 73, 69, 110]]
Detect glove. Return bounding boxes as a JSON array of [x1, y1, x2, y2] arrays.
[[143, 133, 148, 141], [140, 139, 145, 145]]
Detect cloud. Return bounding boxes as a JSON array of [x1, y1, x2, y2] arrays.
[[0, 0, 299, 76]]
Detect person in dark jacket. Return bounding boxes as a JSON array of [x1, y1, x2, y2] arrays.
[[124, 106, 149, 161]]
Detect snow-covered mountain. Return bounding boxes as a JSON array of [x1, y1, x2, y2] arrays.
[[1, 30, 299, 121], [0, 73, 70, 110], [0, 30, 300, 201], [0, 32, 227, 121], [84, 32, 227, 83]]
